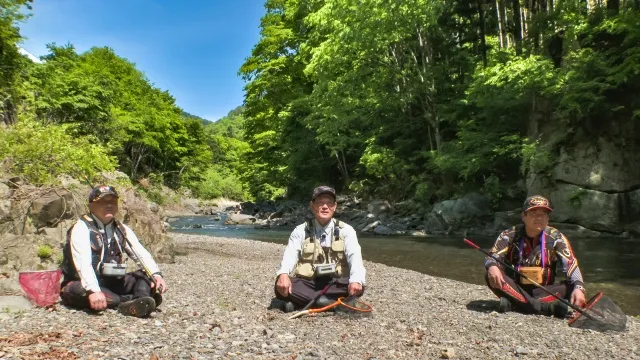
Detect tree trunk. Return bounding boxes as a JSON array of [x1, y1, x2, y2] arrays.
[[607, 0, 619, 13], [477, 0, 488, 67], [496, 0, 506, 48], [512, 0, 523, 55], [497, 0, 509, 48]]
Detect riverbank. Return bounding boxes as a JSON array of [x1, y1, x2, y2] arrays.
[[1, 233, 639, 359]]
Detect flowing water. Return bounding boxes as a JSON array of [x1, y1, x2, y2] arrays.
[[169, 215, 640, 315]]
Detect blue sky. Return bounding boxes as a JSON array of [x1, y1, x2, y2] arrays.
[[18, 0, 265, 121]]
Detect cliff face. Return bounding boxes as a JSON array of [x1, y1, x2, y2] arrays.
[[0, 175, 175, 278], [528, 117, 640, 235]]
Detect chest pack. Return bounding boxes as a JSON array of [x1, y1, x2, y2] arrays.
[[61, 214, 128, 280], [506, 225, 559, 285], [293, 219, 349, 279]]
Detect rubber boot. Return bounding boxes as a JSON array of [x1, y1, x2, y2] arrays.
[[117, 296, 156, 317]]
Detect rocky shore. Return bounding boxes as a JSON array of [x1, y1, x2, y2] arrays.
[[1, 233, 639, 359]]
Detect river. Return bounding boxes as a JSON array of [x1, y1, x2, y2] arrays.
[[168, 215, 640, 316]]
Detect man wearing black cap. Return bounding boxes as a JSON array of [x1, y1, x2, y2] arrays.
[[273, 186, 366, 312], [484, 195, 586, 317], [60, 185, 167, 317]]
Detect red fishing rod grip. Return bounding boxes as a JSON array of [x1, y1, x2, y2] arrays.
[[464, 238, 480, 249]]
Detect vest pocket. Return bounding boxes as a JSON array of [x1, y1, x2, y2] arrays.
[[295, 263, 315, 278], [301, 242, 315, 260]]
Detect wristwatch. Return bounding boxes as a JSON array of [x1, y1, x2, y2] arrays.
[[152, 272, 163, 278], [575, 284, 586, 294]]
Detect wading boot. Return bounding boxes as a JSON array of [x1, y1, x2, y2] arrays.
[[541, 301, 569, 318], [314, 295, 334, 308], [117, 296, 156, 317], [269, 299, 295, 313], [498, 297, 512, 313]]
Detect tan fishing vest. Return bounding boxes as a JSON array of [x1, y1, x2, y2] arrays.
[[293, 219, 349, 279]]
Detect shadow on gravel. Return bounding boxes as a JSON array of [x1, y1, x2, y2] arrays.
[[466, 299, 499, 313]]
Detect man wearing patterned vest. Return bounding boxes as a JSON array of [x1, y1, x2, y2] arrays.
[[60, 185, 167, 317], [485, 195, 586, 318], [273, 186, 366, 312]]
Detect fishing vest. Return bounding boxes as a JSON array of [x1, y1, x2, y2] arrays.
[[61, 214, 128, 281], [505, 225, 561, 285], [293, 219, 349, 279]]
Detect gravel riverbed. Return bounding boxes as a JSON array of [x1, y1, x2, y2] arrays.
[[1, 233, 639, 359]]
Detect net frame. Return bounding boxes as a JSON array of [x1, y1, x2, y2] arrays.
[[568, 291, 627, 332]]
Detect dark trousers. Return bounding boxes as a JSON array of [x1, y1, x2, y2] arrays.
[[485, 270, 573, 314], [61, 270, 153, 309], [274, 276, 359, 309]]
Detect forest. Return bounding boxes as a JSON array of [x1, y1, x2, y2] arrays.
[[1, 0, 638, 211]]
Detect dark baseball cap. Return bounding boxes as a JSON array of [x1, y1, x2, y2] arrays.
[[311, 186, 336, 201], [523, 195, 553, 212], [88, 185, 119, 203]]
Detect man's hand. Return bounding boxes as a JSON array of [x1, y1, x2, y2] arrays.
[[571, 289, 586, 307], [487, 266, 505, 289], [348, 282, 363, 296], [276, 274, 292, 297], [152, 275, 167, 294], [88, 291, 107, 311]]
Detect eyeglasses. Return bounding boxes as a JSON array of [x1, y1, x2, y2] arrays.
[[314, 200, 336, 207]]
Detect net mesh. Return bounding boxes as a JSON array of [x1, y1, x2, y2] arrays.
[[568, 292, 627, 332], [18, 270, 62, 307], [335, 297, 373, 317]]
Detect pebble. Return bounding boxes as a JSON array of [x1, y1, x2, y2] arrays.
[[0, 233, 636, 359]]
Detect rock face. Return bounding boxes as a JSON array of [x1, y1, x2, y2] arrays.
[[425, 193, 491, 234], [528, 119, 640, 235], [0, 176, 176, 276]]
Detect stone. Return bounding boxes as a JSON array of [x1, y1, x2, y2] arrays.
[[224, 213, 257, 225], [373, 225, 394, 235], [441, 348, 456, 359], [0, 295, 33, 312], [29, 190, 75, 228], [361, 221, 380, 232]]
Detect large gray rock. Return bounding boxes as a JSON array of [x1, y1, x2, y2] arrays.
[[545, 183, 622, 233], [425, 193, 491, 232], [552, 139, 640, 192], [224, 213, 257, 225], [119, 189, 175, 264], [367, 200, 392, 217], [0, 296, 33, 312], [29, 189, 75, 228]]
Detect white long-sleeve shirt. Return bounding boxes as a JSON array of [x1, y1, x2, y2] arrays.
[[68, 215, 161, 293], [276, 219, 366, 285]]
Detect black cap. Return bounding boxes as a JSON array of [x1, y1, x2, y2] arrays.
[[523, 195, 553, 213], [311, 186, 336, 201], [88, 185, 119, 203]]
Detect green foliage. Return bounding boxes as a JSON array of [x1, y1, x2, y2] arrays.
[[194, 165, 248, 200], [37, 245, 53, 259], [0, 118, 117, 185]]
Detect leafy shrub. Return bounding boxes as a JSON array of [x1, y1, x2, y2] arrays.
[[0, 118, 117, 185], [37, 245, 53, 259], [195, 165, 249, 201]]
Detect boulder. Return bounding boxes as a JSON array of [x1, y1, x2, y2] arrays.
[[0, 234, 60, 274], [119, 189, 175, 264], [552, 138, 640, 192], [373, 225, 394, 235], [361, 221, 380, 232], [544, 183, 622, 233], [425, 193, 491, 232], [0, 295, 33, 312], [367, 200, 392, 217], [224, 213, 257, 225], [29, 189, 75, 228]]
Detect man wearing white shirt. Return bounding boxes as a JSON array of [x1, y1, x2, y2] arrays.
[[60, 185, 167, 317], [274, 186, 366, 312]]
